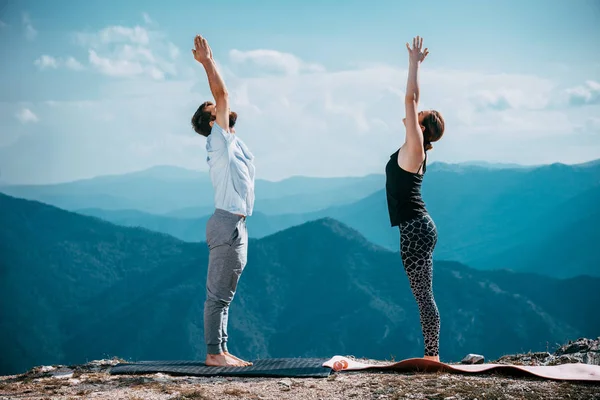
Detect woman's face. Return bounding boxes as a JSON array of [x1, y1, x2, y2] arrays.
[[402, 110, 430, 126]]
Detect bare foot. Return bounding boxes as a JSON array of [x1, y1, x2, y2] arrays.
[[225, 352, 253, 366], [424, 355, 440, 362], [205, 353, 244, 367]]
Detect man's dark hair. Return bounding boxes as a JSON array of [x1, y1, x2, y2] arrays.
[[191, 101, 238, 137], [191, 101, 215, 137]]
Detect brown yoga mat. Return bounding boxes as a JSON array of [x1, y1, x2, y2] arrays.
[[323, 356, 600, 382]]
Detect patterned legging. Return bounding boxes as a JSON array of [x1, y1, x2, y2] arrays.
[[399, 213, 440, 357]]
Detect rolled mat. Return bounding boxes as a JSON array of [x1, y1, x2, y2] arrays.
[[323, 356, 600, 382]]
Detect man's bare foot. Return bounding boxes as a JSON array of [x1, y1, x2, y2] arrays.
[[205, 353, 245, 367], [225, 352, 253, 366], [424, 355, 440, 362]]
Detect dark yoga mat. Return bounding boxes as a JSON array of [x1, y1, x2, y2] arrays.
[[110, 358, 332, 378]]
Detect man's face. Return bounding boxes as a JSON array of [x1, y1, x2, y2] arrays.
[[205, 104, 233, 119], [205, 104, 216, 117], [204, 103, 237, 129]]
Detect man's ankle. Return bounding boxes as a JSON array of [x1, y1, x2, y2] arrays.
[[207, 344, 223, 355]]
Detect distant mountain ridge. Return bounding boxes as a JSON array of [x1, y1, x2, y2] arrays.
[[69, 159, 600, 278], [2, 159, 597, 214], [1, 193, 598, 376], [0, 166, 385, 215]]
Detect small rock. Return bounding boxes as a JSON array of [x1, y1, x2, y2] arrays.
[[461, 354, 485, 364], [278, 378, 292, 388], [153, 372, 170, 382], [39, 365, 57, 373], [50, 367, 74, 379]]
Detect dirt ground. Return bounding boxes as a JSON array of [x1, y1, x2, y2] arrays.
[[1, 359, 599, 400]]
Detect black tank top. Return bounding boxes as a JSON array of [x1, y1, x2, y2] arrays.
[[385, 149, 428, 227]]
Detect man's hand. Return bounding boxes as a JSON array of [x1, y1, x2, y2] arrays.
[[406, 36, 429, 64], [192, 35, 213, 64], [193, 34, 230, 131]]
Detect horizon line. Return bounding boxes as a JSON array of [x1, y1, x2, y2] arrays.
[[1, 157, 598, 186]]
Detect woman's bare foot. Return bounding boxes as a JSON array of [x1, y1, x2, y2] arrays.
[[205, 353, 245, 367], [424, 355, 440, 362], [225, 352, 253, 366]]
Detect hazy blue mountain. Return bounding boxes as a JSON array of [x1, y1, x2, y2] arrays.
[[0, 166, 214, 214], [0, 166, 384, 215], [471, 185, 600, 277], [306, 161, 600, 277], [436, 161, 536, 170], [77, 208, 211, 243], [163, 205, 218, 218], [73, 161, 600, 278], [1, 193, 598, 376], [77, 208, 307, 243]]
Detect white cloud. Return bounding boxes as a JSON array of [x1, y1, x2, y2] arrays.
[[0, 19, 7, 28], [3, 47, 597, 184], [34, 55, 85, 71], [88, 49, 145, 77], [98, 25, 149, 45], [64, 56, 84, 70], [566, 80, 600, 106], [22, 13, 37, 40], [34, 55, 59, 69], [74, 25, 150, 49], [229, 49, 325, 75], [16, 108, 38, 124], [74, 24, 176, 80]]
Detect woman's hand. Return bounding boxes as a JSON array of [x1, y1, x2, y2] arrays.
[[406, 36, 429, 64]]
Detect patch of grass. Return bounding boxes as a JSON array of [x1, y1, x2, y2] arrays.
[[223, 387, 253, 397], [555, 381, 600, 400], [42, 379, 70, 388], [71, 370, 84, 378], [80, 372, 107, 384], [116, 376, 147, 387], [13, 372, 36, 383], [173, 387, 211, 400]]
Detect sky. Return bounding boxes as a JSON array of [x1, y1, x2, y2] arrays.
[[0, 0, 599, 184]]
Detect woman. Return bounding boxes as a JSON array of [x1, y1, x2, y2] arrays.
[[385, 36, 445, 361]]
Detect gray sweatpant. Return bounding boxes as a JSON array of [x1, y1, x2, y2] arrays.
[[204, 208, 248, 355]]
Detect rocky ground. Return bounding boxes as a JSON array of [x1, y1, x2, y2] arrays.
[[1, 338, 599, 400]]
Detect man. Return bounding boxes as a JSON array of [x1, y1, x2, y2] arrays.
[[191, 35, 255, 367]]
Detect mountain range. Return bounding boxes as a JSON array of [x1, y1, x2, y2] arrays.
[[0, 165, 385, 215], [54, 160, 600, 278], [1, 193, 598, 376]]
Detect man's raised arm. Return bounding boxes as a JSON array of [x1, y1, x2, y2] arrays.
[[193, 35, 230, 132]]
